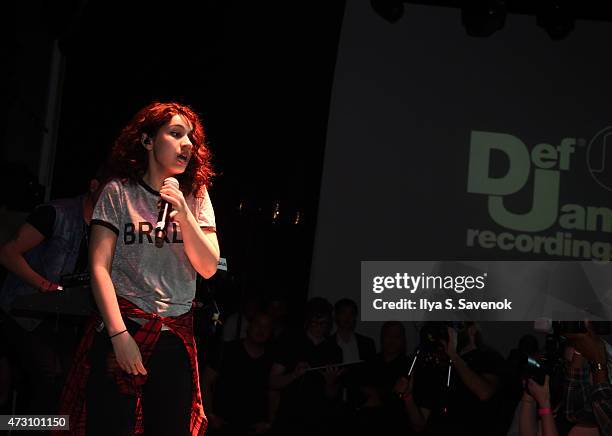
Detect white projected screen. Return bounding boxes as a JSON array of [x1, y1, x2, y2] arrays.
[[309, 2, 612, 352]]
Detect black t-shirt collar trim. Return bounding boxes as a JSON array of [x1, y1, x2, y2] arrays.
[[138, 178, 159, 196]]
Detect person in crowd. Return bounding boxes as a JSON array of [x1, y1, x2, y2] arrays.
[[517, 375, 560, 436], [356, 321, 412, 435], [268, 297, 343, 436], [564, 322, 612, 436], [347, 368, 411, 436], [505, 335, 544, 435], [507, 337, 574, 436], [331, 298, 376, 408], [203, 311, 275, 435], [363, 321, 410, 406], [223, 294, 261, 342], [57, 101, 219, 436], [265, 294, 289, 340], [333, 298, 376, 364], [398, 322, 506, 435]]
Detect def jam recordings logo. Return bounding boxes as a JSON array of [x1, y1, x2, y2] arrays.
[[465, 129, 612, 261], [587, 126, 612, 192]]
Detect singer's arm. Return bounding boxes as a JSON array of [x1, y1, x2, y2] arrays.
[[174, 212, 219, 278], [89, 225, 125, 336], [160, 186, 220, 278], [90, 224, 147, 375]]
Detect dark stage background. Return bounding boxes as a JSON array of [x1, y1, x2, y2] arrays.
[[1, 0, 346, 318], [3, 1, 612, 353]]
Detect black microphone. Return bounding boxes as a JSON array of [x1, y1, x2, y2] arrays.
[[154, 177, 179, 248]]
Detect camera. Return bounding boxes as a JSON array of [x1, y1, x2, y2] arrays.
[[419, 321, 465, 350], [521, 355, 547, 385], [417, 321, 467, 368], [519, 339, 564, 386]]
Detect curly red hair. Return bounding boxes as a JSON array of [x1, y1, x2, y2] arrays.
[[108, 102, 214, 197]]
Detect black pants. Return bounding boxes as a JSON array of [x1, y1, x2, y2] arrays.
[[86, 321, 193, 436]]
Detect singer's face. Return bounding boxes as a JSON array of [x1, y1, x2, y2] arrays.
[[147, 114, 194, 177]]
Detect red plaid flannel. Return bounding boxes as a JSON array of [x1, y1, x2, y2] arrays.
[[54, 297, 207, 435]]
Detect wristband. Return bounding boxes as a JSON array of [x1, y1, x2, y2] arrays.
[[109, 329, 128, 339], [591, 361, 607, 373], [538, 407, 552, 416]]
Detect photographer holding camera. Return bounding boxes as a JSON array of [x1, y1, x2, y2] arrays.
[[564, 322, 612, 436], [396, 322, 505, 435], [517, 375, 560, 436]]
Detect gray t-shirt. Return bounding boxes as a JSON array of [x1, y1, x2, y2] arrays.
[[91, 178, 216, 317]]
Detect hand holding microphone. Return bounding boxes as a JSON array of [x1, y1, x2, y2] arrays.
[[155, 177, 188, 247]]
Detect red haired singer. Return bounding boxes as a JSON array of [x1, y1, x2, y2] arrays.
[[57, 102, 219, 436]]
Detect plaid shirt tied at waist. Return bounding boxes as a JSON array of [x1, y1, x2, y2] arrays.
[[54, 296, 207, 436]]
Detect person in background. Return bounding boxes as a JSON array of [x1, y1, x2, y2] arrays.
[[0, 174, 105, 416], [268, 297, 343, 436], [265, 295, 289, 340], [366, 321, 410, 404], [332, 298, 376, 409], [518, 375, 560, 436], [222, 294, 261, 342], [564, 322, 612, 436], [203, 312, 274, 435], [332, 298, 376, 364], [401, 322, 505, 435], [361, 321, 411, 434]]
